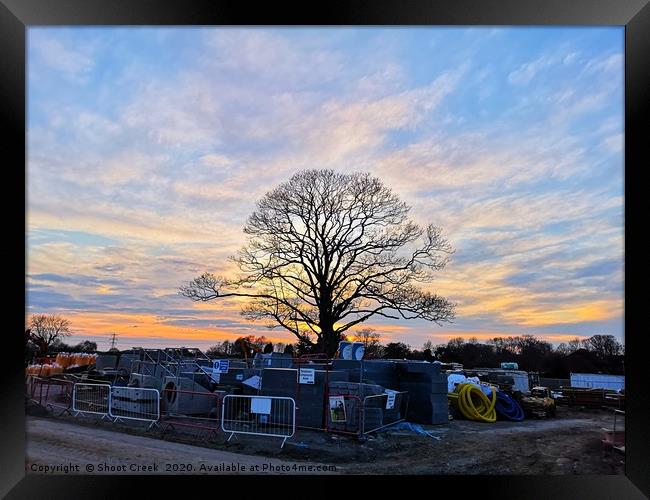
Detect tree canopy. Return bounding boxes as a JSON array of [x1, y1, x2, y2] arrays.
[[181, 169, 455, 356], [28, 314, 71, 355]]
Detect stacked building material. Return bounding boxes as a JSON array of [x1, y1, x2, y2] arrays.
[[519, 395, 555, 418], [329, 359, 449, 425], [253, 352, 294, 369], [556, 387, 625, 409], [261, 368, 349, 429], [327, 381, 385, 433], [396, 362, 449, 425]]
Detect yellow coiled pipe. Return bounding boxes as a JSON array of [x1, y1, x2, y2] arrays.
[[448, 383, 497, 423]]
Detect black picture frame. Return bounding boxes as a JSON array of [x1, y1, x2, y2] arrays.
[[2, 0, 647, 497]]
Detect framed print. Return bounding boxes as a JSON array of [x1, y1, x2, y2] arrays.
[[1, 0, 648, 497]]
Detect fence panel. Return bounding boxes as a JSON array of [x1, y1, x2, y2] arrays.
[[325, 394, 362, 437], [221, 395, 295, 448], [109, 386, 160, 428], [72, 383, 112, 418], [28, 377, 74, 415], [160, 388, 222, 439], [362, 391, 409, 434]]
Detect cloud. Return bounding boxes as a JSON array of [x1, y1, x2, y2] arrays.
[[602, 133, 623, 153], [30, 34, 95, 82], [508, 55, 555, 85]]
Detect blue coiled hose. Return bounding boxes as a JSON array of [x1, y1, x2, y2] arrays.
[[495, 391, 525, 421]]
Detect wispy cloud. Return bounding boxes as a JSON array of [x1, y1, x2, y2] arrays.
[[26, 27, 624, 350], [29, 34, 95, 82], [508, 55, 556, 86]]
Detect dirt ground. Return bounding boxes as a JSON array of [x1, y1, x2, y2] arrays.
[[25, 405, 625, 475]]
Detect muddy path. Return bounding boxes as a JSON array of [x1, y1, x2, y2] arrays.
[[25, 406, 624, 475]]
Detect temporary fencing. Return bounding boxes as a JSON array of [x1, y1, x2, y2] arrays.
[[326, 394, 363, 437], [109, 386, 160, 428], [160, 387, 223, 439], [362, 391, 409, 434], [72, 383, 112, 419], [28, 376, 74, 416], [221, 395, 295, 448]]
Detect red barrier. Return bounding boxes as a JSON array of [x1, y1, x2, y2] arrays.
[[27, 376, 74, 415], [325, 393, 363, 437], [159, 388, 223, 439]]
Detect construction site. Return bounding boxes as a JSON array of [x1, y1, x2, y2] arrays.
[[24, 344, 627, 475]]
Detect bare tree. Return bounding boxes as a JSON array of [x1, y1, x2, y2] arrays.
[[28, 314, 71, 355], [567, 337, 584, 353], [180, 169, 455, 356], [350, 327, 383, 358], [583, 334, 623, 359]]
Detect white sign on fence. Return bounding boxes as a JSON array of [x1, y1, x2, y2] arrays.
[[299, 368, 315, 384], [213, 359, 230, 373], [385, 389, 397, 410], [250, 397, 272, 414]]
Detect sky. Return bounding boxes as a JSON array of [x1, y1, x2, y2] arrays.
[[26, 27, 624, 352]]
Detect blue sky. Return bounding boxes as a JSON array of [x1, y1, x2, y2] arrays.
[[26, 27, 624, 351]]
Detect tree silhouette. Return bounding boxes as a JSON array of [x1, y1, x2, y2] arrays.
[[28, 314, 71, 355], [181, 169, 455, 356]]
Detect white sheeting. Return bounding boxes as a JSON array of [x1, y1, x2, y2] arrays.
[[447, 373, 494, 395]]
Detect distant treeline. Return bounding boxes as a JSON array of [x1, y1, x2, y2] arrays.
[[206, 331, 624, 378], [27, 329, 621, 379]]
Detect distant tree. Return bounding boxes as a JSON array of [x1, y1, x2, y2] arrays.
[[283, 344, 295, 356], [555, 342, 569, 355], [292, 335, 316, 357], [233, 335, 269, 357], [206, 340, 237, 358], [274, 342, 286, 353], [421, 341, 435, 361], [350, 328, 383, 358], [566, 348, 599, 374], [514, 335, 553, 372], [263, 342, 274, 353], [28, 314, 71, 355], [583, 335, 623, 359], [421, 348, 434, 362], [383, 342, 411, 359], [206, 344, 223, 358], [428, 333, 622, 377], [567, 337, 584, 353], [75, 340, 97, 353], [448, 337, 465, 349], [489, 336, 519, 355]]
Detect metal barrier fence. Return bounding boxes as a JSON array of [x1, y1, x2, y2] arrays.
[[72, 383, 112, 419], [221, 395, 295, 448], [109, 386, 160, 428], [28, 376, 74, 416], [160, 388, 223, 439], [362, 391, 409, 434], [325, 394, 363, 437]]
